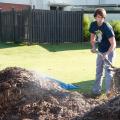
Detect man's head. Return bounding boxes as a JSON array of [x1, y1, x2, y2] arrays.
[[94, 8, 106, 26]]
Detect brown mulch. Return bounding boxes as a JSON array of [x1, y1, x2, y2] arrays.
[[80, 68, 120, 120], [0, 67, 120, 120], [81, 95, 120, 120]]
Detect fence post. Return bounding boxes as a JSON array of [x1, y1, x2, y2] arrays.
[[0, 9, 2, 41], [81, 9, 84, 42], [55, 10, 59, 44], [12, 8, 16, 43], [28, 7, 32, 45]]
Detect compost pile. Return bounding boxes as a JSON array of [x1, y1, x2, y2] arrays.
[[0, 67, 120, 120], [80, 68, 120, 120], [113, 68, 120, 94], [81, 95, 120, 120]]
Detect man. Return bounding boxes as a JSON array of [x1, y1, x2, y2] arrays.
[[89, 8, 116, 97]]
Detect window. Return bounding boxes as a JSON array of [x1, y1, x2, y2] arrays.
[[50, 6, 57, 10], [50, 6, 63, 11]]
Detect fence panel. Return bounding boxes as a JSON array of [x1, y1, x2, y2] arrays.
[[57, 11, 83, 43], [0, 9, 29, 43], [0, 10, 14, 42], [0, 9, 83, 44], [29, 10, 83, 44]]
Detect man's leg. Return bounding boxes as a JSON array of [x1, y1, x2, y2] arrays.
[[92, 54, 104, 95], [105, 51, 116, 96]]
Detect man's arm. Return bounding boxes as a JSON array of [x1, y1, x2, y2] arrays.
[[90, 33, 97, 53], [102, 36, 116, 59], [106, 36, 116, 55]]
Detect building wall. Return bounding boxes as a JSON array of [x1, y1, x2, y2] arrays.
[[30, 0, 48, 10], [50, 0, 120, 6], [0, 0, 50, 9], [0, 0, 30, 5], [0, 3, 30, 11], [99, 0, 118, 5], [65, 0, 120, 5], [1, 0, 120, 10]]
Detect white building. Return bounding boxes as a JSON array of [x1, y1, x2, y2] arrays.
[[1, 0, 120, 20], [1, 0, 120, 10]]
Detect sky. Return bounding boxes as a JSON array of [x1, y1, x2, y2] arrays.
[[0, 0, 81, 5]]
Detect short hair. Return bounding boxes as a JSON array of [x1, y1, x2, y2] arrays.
[[94, 8, 107, 18]]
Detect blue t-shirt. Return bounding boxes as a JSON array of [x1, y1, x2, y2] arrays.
[[89, 21, 115, 53]]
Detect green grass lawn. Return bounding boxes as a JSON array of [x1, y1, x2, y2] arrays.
[[0, 42, 120, 94]]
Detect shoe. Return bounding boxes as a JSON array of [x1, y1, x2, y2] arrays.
[[91, 92, 101, 98], [106, 91, 114, 99]]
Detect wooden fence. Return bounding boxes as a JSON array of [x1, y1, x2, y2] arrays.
[[0, 8, 83, 44]]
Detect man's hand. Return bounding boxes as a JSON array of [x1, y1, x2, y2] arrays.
[[91, 48, 97, 53], [102, 53, 108, 60]]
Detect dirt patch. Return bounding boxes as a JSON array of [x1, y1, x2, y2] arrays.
[[78, 68, 120, 120], [113, 68, 120, 94], [81, 95, 120, 120], [0, 67, 120, 120]]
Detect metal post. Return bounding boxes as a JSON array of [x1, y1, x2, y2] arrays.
[[81, 9, 84, 42], [28, 6, 32, 45], [0, 9, 2, 41], [12, 8, 16, 43]]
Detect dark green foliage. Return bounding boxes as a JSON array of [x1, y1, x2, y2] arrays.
[[83, 16, 120, 42], [83, 15, 91, 42], [110, 21, 120, 41]]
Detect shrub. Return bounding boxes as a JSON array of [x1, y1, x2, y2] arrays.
[[83, 15, 91, 42], [110, 21, 120, 41], [83, 16, 120, 42]]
